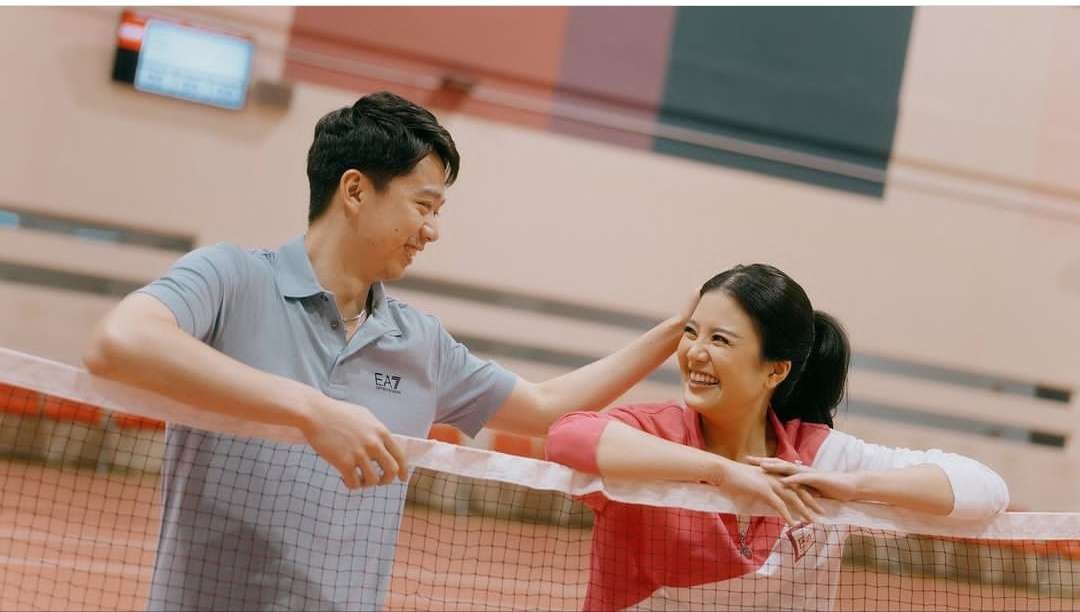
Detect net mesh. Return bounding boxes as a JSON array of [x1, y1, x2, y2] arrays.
[[2, 347, 1078, 611]]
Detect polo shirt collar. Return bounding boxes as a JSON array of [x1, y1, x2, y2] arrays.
[[273, 234, 398, 336], [274, 235, 323, 298], [766, 409, 801, 462]]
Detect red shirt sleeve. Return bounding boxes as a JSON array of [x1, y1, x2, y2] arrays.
[[545, 401, 691, 474]]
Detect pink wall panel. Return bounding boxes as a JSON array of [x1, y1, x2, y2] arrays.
[[287, 7, 570, 129], [1035, 12, 1080, 198]]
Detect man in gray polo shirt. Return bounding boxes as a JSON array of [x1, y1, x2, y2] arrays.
[[84, 91, 688, 610]]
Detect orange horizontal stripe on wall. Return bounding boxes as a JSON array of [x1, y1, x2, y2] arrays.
[[428, 423, 462, 445], [492, 432, 541, 459]]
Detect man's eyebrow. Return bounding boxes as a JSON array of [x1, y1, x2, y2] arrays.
[[417, 187, 445, 200]]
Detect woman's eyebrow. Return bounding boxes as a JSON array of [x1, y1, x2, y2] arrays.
[[711, 326, 741, 338]]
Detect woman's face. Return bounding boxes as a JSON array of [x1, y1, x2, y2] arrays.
[[677, 290, 782, 419]]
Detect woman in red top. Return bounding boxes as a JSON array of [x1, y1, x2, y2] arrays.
[[545, 264, 1009, 611]]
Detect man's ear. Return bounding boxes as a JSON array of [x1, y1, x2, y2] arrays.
[[339, 169, 374, 215]]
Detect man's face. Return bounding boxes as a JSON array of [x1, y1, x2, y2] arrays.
[[356, 153, 446, 281]]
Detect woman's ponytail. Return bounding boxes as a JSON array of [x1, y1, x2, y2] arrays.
[[779, 311, 850, 427]]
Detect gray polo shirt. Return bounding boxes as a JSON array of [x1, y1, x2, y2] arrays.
[[138, 236, 516, 611]]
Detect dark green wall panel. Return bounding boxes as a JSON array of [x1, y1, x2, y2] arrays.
[[655, 7, 914, 197]]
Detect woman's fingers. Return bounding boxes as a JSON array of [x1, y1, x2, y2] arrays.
[[775, 483, 817, 523], [782, 473, 833, 502], [782, 471, 858, 502], [781, 472, 819, 489], [766, 491, 796, 526], [792, 483, 826, 515], [746, 456, 808, 476]]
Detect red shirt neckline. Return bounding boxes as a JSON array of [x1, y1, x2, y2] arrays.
[[681, 404, 802, 462]]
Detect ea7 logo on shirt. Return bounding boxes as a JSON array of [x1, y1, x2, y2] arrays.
[[373, 372, 403, 394]]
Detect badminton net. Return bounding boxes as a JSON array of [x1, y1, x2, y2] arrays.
[[1, 347, 1078, 611]]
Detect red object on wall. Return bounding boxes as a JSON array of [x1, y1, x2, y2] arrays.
[[117, 10, 147, 52]]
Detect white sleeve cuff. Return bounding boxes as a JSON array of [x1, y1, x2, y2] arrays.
[[933, 454, 1010, 520]]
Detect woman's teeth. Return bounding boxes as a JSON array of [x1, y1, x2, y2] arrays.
[[689, 372, 719, 385]]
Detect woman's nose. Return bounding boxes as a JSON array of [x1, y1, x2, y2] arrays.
[[687, 343, 708, 363]]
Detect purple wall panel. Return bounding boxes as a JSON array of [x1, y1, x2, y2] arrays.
[[550, 7, 675, 150]]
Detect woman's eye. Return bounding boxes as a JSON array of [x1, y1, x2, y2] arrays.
[[712, 334, 729, 345], [683, 326, 696, 338]]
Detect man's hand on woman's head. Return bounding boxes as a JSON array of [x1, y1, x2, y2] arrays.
[[674, 289, 701, 325]]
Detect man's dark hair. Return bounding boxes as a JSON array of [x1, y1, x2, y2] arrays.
[[306, 91, 460, 222]]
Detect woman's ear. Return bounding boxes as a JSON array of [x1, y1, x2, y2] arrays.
[[765, 360, 792, 390]]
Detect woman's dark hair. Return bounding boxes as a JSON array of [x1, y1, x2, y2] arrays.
[[700, 264, 850, 427], [306, 91, 460, 222]]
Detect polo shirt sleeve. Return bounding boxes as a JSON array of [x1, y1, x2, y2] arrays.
[[813, 429, 1011, 520], [432, 326, 517, 438], [546, 402, 689, 474], [136, 243, 249, 343]]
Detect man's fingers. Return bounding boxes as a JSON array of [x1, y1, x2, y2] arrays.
[[372, 445, 400, 486], [382, 430, 409, 482], [336, 459, 362, 490], [355, 454, 379, 487], [678, 290, 700, 320]]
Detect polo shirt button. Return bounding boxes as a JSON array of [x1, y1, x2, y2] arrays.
[[330, 320, 340, 330]]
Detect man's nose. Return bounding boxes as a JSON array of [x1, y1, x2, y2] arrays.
[[421, 217, 439, 244]]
